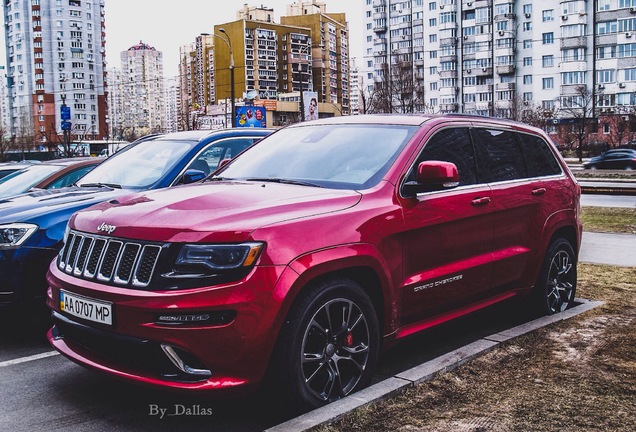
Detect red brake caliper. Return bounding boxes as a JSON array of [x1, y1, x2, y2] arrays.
[[344, 331, 353, 347]]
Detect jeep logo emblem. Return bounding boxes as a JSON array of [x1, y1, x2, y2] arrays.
[[97, 222, 116, 235]]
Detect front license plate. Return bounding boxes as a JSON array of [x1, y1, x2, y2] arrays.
[[60, 290, 113, 326]]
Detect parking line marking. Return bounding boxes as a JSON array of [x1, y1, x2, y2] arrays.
[[0, 351, 60, 367]]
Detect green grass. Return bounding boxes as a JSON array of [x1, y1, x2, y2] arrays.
[[581, 206, 636, 234]]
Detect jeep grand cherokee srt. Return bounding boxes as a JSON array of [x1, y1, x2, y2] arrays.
[[46, 115, 581, 411]]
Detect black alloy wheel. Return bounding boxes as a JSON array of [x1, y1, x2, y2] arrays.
[[536, 238, 577, 315], [273, 278, 379, 411]]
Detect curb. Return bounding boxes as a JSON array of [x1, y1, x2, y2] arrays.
[[265, 298, 603, 432]]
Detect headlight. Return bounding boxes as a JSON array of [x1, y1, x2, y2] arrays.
[[0, 223, 39, 247], [174, 242, 264, 274]]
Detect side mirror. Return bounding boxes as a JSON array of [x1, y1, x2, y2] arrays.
[[403, 160, 460, 196], [180, 169, 207, 185]]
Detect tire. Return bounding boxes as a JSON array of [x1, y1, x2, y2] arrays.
[[534, 238, 577, 315], [273, 278, 380, 412]]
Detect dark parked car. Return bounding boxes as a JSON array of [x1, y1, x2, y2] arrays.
[[0, 158, 101, 199], [583, 148, 636, 170], [47, 115, 581, 411], [0, 128, 272, 311]]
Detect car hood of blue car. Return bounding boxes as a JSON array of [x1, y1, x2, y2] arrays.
[[0, 186, 138, 247]]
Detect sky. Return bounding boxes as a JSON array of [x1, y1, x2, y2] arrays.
[[102, 0, 364, 78]]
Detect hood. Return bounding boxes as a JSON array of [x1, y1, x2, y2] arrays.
[[71, 181, 362, 243], [0, 186, 136, 227]]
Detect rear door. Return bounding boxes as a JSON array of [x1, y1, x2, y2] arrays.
[[401, 126, 494, 324], [471, 127, 556, 295]]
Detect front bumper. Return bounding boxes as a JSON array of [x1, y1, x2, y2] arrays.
[[0, 246, 57, 307], [46, 259, 289, 393]]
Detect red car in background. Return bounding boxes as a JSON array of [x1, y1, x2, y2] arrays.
[[0, 158, 100, 199], [47, 115, 581, 411]]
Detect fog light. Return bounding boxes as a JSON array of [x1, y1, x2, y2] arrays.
[[155, 310, 236, 326]]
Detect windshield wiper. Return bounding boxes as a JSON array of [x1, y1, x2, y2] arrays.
[[243, 177, 322, 188], [78, 182, 122, 189]]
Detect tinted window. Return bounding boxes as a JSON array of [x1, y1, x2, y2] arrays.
[[48, 165, 96, 189], [414, 127, 478, 186], [472, 128, 525, 182], [188, 138, 258, 174], [517, 133, 562, 177]]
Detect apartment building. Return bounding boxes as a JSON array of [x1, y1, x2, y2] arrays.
[[2, 0, 107, 143], [177, 2, 350, 127], [107, 41, 166, 139], [364, 0, 636, 127]]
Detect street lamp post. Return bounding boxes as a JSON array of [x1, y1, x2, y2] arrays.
[[217, 29, 235, 128], [299, 43, 311, 122]]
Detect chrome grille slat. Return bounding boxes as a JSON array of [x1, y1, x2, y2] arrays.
[[58, 230, 162, 288], [97, 241, 123, 281], [113, 243, 141, 284], [74, 237, 94, 275]]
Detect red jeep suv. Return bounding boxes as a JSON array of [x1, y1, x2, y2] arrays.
[[47, 115, 581, 410]]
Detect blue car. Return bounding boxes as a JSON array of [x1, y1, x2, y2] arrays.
[[0, 128, 273, 310]]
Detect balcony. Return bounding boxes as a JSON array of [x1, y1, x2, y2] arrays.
[[560, 36, 587, 49], [373, 23, 387, 33], [475, 67, 492, 77], [440, 37, 458, 47], [496, 64, 516, 75], [440, 103, 459, 112], [439, 69, 458, 79], [477, 84, 493, 93], [496, 82, 516, 91]]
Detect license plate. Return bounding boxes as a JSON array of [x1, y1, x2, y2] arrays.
[[60, 290, 113, 326]]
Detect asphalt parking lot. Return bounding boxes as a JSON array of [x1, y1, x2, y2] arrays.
[[1, 195, 633, 432]]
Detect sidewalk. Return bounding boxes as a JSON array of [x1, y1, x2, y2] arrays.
[[580, 231, 636, 267]]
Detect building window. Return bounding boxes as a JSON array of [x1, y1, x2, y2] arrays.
[[542, 10, 554, 21], [597, 69, 615, 83], [523, 22, 532, 31], [523, 39, 532, 49], [523, 75, 532, 84], [543, 77, 554, 89], [429, 18, 437, 26], [523, 57, 533, 66], [542, 33, 554, 44], [542, 55, 554, 67]]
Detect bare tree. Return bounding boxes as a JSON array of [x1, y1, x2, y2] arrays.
[[369, 57, 423, 114], [0, 125, 15, 162], [556, 85, 597, 162], [519, 101, 557, 132]]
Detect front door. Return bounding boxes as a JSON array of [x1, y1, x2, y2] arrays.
[[401, 126, 494, 325]]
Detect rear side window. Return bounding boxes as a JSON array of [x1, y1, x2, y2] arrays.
[[517, 133, 562, 177], [415, 127, 478, 186], [472, 128, 526, 182]]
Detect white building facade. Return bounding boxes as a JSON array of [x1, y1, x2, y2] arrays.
[[2, 0, 107, 143], [363, 0, 636, 122]]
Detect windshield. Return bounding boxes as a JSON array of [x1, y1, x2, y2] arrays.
[[77, 139, 195, 189], [217, 124, 417, 190], [0, 164, 62, 198]]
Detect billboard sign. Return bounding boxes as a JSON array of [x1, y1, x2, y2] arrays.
[[236, 106, 266, 128], [303, 91, 319, 121]]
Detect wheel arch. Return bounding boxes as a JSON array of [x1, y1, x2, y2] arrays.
[[273, 244, 397, 342]]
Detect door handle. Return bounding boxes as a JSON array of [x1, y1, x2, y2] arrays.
[[531, 188, 547, 196], [471, 196, 491, 206]]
